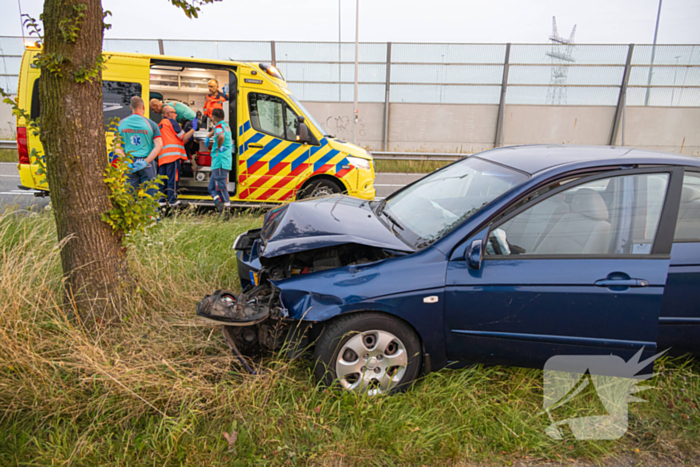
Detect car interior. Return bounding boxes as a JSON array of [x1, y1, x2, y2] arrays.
[[675, 175, 700, 241]]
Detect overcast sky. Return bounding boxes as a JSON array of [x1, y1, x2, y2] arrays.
[[3, 0, 700, 44]]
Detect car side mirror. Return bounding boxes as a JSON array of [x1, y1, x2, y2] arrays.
[[467, 239, 483, 270]]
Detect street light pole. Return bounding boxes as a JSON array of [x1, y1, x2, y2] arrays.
[[644, 0, 663, 106], [353, 0, 359, 144], [671, 55, 680, 105]]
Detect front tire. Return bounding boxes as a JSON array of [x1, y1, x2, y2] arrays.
[[298, 179, 343, 199], [314, 312, 422, 394]]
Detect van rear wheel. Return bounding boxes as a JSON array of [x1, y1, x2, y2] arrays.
[[298, 179, 343, 199]]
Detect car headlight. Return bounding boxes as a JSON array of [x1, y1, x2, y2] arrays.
[[347, 156, 371, 170]]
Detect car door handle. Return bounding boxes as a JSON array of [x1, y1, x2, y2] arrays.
[[594, 279, 649, 288], [248, 143, 263, 149]]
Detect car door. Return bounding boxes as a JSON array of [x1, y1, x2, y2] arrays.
[[444, 167, 682, 369], [238, 91, 311, 202], [658, 169, 700, 354]]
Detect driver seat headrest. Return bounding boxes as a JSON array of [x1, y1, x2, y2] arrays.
[[570, 188, 609, 221]]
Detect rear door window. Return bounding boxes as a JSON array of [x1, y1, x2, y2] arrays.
[[30, 78, 40, 119], [674, 172, 700, 242]]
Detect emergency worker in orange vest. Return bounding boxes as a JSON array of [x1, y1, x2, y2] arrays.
[[157, 105, 195, 207], [203, 79, 228, 120]]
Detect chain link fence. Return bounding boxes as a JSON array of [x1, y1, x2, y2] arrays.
[[1, 36, 698, 107]]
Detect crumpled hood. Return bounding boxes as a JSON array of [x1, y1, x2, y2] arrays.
[[259, 195, 414, 258]]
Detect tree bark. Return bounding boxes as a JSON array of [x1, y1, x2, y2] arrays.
[[40, 0, 131, 321]]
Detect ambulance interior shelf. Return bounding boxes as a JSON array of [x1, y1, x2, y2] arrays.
[[149, 65, 236, 192], [149, 67, 229, 132]]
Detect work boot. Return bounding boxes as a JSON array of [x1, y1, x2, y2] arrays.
[[214, 199, 224, 213]]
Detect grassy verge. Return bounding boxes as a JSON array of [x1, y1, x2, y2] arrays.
[[0, 212, 698, 466], [374, 158, 453, 173], [0, 148, 17, 163]]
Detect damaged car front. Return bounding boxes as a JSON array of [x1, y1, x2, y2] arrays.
[[200, 156, 528, 393]]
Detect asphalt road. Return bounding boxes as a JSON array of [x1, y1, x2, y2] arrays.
[[0, 162, 50, 212], [0, 162, 424, 211], [373, 172, 424, 199]]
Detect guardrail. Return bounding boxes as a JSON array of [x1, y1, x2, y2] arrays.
[[370, 151, 467, 161], [0, 140, 470, 161]]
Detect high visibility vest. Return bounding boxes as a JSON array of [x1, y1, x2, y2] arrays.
[[203, 91, 227, 118], [157, 118, 188, 166]]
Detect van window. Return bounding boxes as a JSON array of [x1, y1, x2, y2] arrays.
[[103, 82, 142, 124], [30, 79, 142, 126], [248, 93, 298, 141], [31, 78, 41, 119]]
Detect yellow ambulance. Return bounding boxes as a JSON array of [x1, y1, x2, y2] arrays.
[[15, 48, 376, 205]]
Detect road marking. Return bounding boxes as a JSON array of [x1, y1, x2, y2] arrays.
[[0, 175, 20, 178], [0, 188, 39, 196], [374, 184, 408, 187]]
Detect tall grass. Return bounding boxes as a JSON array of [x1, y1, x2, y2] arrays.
[[0, 149, 17, 163], [374, 159, 451, 174], [0, 211, 698, 466]]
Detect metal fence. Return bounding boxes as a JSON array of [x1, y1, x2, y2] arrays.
[[1, 36, 699, 107]]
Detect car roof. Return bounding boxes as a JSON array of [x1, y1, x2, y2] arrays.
[[477, 145, 700, 175]]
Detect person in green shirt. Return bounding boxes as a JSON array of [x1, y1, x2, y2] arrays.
[[116, 96, 163, 197], [150, 98, 199, 159], [206, 108, 233, 213], [149, 98, 197, 124]]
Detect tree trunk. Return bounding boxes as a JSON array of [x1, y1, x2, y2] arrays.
[[40, 0, 131, 321]]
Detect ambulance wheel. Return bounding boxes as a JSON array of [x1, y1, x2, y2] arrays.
[[299, 179, 343, 199]]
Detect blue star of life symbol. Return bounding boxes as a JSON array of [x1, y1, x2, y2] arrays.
[[130, 135, 142, 146]]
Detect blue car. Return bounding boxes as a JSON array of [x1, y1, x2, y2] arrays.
[[230, 145, 700, 394]]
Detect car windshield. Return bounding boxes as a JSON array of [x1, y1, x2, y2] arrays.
[[289, 95, 329, 137], [381, 157, 528, 248]]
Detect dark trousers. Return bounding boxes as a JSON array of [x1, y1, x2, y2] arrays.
[[208, 168, 230, 204], [158, 160, 181, 205], [126, 160, 158, 198]]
